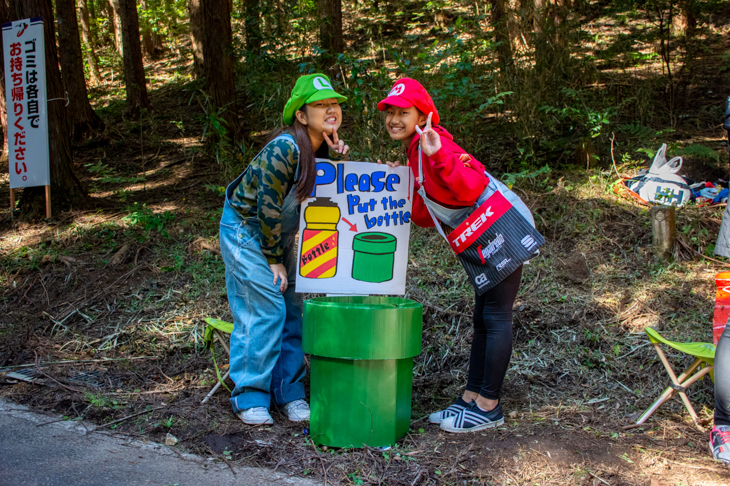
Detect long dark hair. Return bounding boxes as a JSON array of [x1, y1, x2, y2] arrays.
[[268, 107, 317, 203]]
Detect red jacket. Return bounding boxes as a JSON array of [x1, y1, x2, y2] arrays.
[[406, 126, 488, 227]]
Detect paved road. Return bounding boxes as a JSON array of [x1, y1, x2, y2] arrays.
[[0, 399, 315, 486]]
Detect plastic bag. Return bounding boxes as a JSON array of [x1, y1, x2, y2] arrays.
[[625, 144, 691, 207]]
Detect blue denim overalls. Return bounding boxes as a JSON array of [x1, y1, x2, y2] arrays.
[[219, 133, 305, 413]]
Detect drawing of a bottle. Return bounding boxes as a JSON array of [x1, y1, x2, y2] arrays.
[[299, 197, 340, 279]]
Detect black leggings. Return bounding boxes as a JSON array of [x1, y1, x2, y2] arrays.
[[716, 325, 730, 426], [465, 265, 523, 400]]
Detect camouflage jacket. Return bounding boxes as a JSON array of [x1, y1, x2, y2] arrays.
[[229, 133, 342, 264]]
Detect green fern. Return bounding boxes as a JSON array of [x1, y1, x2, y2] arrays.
[[673, 144, 720, 163]]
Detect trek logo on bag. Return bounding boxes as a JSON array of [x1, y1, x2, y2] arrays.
[[451, 189, 545, 295], [449, 192, 510, 253]]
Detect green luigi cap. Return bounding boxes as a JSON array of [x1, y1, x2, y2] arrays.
[[282, 74, 347, 126]]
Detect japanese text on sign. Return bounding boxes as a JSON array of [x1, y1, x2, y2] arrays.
[[3, 18, 49, 189]]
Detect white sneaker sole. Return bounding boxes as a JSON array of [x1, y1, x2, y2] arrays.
[[287, 414, 310, 422], [237, 413, 273, 426], [440, 417, 504, 433]]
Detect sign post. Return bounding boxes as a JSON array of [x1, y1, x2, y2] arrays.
[[3, 17, 51, 218], [295, 160, 414, 295]]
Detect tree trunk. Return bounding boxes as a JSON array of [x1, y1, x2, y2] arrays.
[[139, 0, 156, 58], [201, 0, 238, 142], [119, 0, 150, 116], [490, 0, 513, 73], [14, 0, 89, 218], [274, 0, 285, 38], [77, 0, 103, 85], [188, 0, 204, 78], [0, 0, 12, 161], [57, 0, 104, 139], [109, 0, 123, 56], [675, 0, 696, 37], [319, 0, 343, 56], [244, 0, 261, 54]]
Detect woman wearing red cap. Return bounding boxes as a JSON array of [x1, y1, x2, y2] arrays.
[[378, 78, 538, 433], [220, 74, 348, 426]]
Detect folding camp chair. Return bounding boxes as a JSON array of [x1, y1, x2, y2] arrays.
[[201, 317, 234, 404], [635, 327, 716, 431]]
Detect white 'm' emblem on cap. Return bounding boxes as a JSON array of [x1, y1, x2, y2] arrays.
[[313, 77, 333, 90], [389, 84, 406, 96]]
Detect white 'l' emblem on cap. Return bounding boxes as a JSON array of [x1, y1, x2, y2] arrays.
[[313, 77, 333, 90], [389, 84, 406, 96]]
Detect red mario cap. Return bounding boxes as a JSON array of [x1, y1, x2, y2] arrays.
[[377, 78, 440, 125]]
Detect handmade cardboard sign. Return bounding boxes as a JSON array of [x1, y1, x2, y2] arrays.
[[296, 160, 413, 295], [3, 18, 49, 190]]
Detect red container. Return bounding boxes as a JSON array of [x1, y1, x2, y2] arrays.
[[712, 272, 730, 344]]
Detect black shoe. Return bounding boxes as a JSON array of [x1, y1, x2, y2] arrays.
[[428, 397, 471, 424], [440, 401, 504, 433]]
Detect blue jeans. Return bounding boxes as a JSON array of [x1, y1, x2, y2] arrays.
[[219, 201, 305, 412]]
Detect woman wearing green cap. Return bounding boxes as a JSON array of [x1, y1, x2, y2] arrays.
[[219, 74, 348, 425]]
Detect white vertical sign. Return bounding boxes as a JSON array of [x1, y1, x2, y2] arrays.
[[3, 18, 49, 189]]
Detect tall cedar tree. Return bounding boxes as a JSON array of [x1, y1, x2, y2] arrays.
[[14, 0, 89, 218], [108, 0, 123, 56], [139, 0, 157, 58], [201, 0, 238, 142], [244, 0, 261, 55], [77, 0, 103, 85], [490, 0, 513, 73], [56, 0, 104, 139], [188, 0, 204, 78], [119, 0, 150, 116], [319, 0, 343, 56]]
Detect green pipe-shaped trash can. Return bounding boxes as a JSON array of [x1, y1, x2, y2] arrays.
[[303, 296, 423, 448]]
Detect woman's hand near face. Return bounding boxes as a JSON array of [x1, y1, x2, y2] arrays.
[[269, 263, 288, 292], [415, 112, 441, 157], [323, 127, 349, 155]]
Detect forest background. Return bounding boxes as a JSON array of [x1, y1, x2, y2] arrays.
[[1, 0, 730, 484]]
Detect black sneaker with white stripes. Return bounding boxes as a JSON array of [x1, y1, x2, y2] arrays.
[[428, 398, 472, 424], [439, 401, 504, 433]]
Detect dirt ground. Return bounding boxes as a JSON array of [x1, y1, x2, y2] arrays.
[[2, 123, 730, 484]]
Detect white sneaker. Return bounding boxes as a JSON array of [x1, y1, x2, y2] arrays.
[[237, 407, 273, 425], [282, 399, 310, 422]]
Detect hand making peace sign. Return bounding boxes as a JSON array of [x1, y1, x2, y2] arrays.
[[414, 112, 441, 157], [323, 127, 350, 156]]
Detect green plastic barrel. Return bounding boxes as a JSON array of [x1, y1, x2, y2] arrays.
[[303, 296, 423, 448]]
